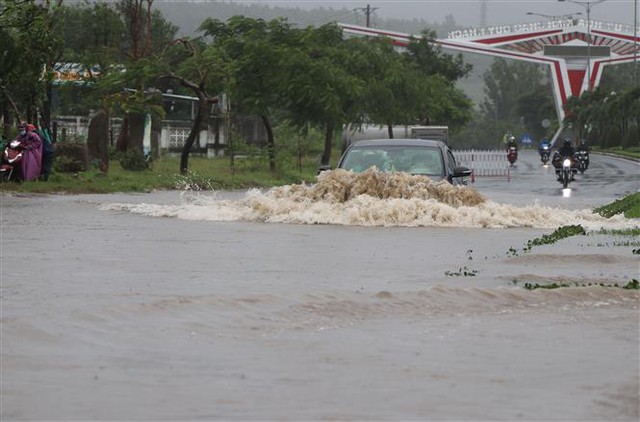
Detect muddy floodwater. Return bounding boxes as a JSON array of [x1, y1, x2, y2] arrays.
[[2, 160, 639, 421]]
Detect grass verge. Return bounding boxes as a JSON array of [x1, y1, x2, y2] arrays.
[[592, 145, 640, 160], [593, 192, 640, 218], [0, 156, 320, 194]]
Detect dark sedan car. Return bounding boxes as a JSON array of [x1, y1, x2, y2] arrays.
[[320, 138, 472, 185]]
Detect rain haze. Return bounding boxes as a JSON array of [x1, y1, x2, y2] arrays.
[[2, 2, 639, 421], [226, 0, 638, 26]]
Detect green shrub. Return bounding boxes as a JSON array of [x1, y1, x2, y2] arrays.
[[53, 142, 88, 173], [118, 148, 151, 171]]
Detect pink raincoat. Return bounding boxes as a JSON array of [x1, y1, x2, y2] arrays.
[[17, 131, 42, 181]]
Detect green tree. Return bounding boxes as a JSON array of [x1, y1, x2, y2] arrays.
[[351, 36, 423, 136], [609, 88, 640, 148], [282, 23, 366, 166], [563, 90, 604, 145], [563, 87, 639, 149], [427, 75, 473, 132], [103, 0, 177, 153], [516, 91, 555, 141], [58, 2, 127, 66], [0, 24, 19, 136], [52, 2, 126, 116], [478, 58, 554, 146], [0, 0, 63, 135], [43, 1, 177, 124], [350, 28, 473, 139], [404, 29, 472, 84], [481, 59, 549, 120], [200, 16, 295, 173], [599, 62, 638, 94], [153, 37, 227, 173]]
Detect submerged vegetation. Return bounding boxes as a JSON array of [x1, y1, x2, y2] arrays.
[[596, 227, 640, 236], [523, 279, 639, 290], [593, 192, 640, 218], [444, 266, 478, 277], [507, 225, 586, 256], [504, 192, 640, 257], [523, 225, 586, 252]]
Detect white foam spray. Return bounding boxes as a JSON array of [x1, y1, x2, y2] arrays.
[[101, 169, 638, 230]]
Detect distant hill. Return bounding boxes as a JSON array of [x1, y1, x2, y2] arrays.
[[153, 0, 489, 106], [154, 1, 456, 38]]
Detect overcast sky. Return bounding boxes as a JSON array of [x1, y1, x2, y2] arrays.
[[224, 0, 638, 26]]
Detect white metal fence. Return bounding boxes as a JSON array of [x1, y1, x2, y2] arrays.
[[55, 116, 91, 141], [454, 149, 512, 181]]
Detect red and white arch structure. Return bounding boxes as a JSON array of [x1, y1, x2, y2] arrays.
[[340, 19, 639, 125]]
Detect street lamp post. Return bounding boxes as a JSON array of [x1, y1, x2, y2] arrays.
[[558, 0, 606, 92]]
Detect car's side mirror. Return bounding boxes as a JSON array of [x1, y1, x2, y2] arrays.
[[452, 166, 472, 178], [317, 164, 332, 174]]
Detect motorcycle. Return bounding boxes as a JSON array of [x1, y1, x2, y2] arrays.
[[574, 150, 589, 174], [553, 153, 576, 188], [507, 146, 518, 166], [0, 140, 25, 182], [539, 145, 550, 164]]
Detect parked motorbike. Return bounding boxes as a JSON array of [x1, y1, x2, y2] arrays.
[[507, 146, 518, 166], [574, 150, 589, 174], [0, 140, 24, 182], [552, 153, 576, 188], [539, 145, 550, 164]]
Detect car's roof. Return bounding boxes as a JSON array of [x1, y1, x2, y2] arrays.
[[348, 138, 446, 148]]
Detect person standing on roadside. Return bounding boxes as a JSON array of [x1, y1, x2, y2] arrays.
[[33, 123, 55, 181], [15, 122, 42, 181]]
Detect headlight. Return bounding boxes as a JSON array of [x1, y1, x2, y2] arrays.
[[563, 158, 572, 167]]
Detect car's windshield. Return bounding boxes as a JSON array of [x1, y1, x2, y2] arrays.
[[341, 146, 444, 176]]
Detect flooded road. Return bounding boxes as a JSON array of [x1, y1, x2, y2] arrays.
[[2, 151, 638, 420]]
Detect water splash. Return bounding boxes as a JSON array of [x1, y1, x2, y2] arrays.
[[101, 169, 638, 230], [279, 168, 487, 206]]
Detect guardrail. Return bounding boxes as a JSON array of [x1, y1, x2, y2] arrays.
[[454, 149, 512, 182]]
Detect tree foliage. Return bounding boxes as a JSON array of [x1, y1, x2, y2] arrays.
[[0, 0, 63, 135], [404, 29, 472, 84], [457, 58, 556, 147], [563, 87, 639, 149], [200, 16, 298, 173], [99, 0, 178, 157], [0, 2, 478, 175], [153, 36, 226, 173], [281, 23, 368, 165]]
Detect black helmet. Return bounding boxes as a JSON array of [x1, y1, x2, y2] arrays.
[[563, 139, 571, 146]]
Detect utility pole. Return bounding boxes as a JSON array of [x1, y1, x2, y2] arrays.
[[558, 0, 606, 92], [480, 0, 487, 27], [634, 0, 638, 89], [354, 4, 379, 27]]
